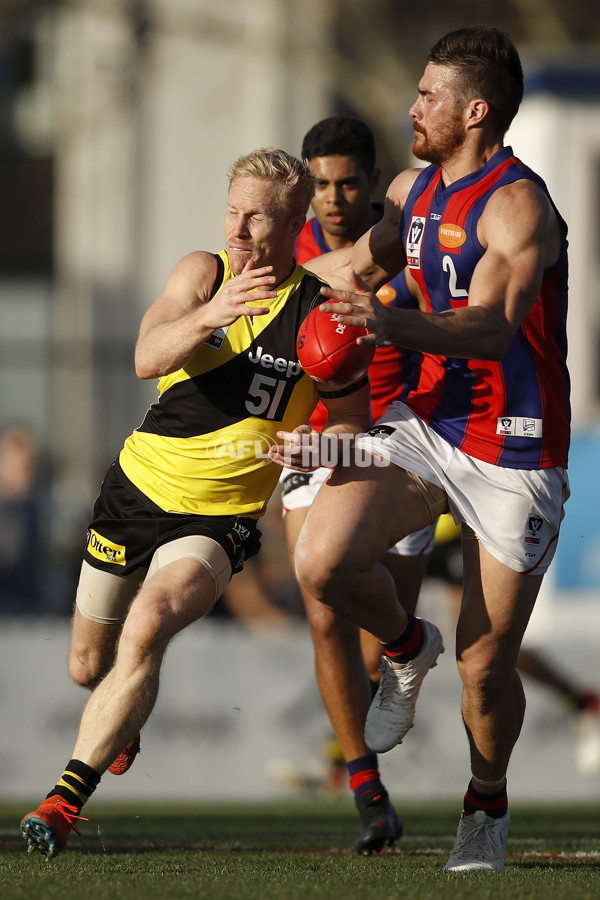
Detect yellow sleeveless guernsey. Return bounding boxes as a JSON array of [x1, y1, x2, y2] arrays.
[[119, 252, 322, 517]]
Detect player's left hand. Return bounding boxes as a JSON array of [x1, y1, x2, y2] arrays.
[[268, 425, 325, 472], [319, 270, 386, 345]]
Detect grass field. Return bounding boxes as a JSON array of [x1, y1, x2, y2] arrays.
[[1, 800, 599, 899]]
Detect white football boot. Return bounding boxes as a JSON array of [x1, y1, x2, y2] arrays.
[[444, 810, 510, 872], [364, 618, 444, 753]]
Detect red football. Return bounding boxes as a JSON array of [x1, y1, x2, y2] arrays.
[[296, 307, 374, 383]]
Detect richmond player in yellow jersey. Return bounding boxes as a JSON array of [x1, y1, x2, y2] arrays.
[[21, 149, 370, 860]]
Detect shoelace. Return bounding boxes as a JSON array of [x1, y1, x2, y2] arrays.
[[54, 800, 89, 836], [454, 819, 500, 860], [375, 656, 418, 708]]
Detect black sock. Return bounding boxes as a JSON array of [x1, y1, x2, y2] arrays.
[[48, 759, 101, 811]]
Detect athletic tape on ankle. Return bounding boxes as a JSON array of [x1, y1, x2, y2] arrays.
[[471, 773, 507, 788]]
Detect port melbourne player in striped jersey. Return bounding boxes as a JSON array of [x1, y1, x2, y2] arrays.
[[287, 26, 570, 872]]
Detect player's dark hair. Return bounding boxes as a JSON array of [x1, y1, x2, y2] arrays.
[[301, 116, 376, 175], [428, 26, 524, 136]]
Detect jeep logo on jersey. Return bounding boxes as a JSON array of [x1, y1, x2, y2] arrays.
[[247, 345, 302, 378], [439, 223, 466, 249]]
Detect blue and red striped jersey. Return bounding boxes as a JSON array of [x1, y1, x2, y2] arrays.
[[401, 146, 570, 469]]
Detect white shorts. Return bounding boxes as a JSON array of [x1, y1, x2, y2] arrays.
[[355, 402, 570, 575], [279, 466, 436, 557]]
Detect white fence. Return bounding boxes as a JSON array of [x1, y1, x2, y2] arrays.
[[2, 580, 599, 807]]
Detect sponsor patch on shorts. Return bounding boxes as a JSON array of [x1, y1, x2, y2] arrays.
[[86, 528, 127, 566]]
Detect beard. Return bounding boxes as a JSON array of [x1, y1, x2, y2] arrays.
[[412, 118, 466, 167]]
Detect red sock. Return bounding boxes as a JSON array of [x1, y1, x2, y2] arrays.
[[382, 614, 424, 663], [463, 778, 508, 819], [347, 753, 381, 799]]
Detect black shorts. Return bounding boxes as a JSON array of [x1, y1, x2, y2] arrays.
[[84, 461, 262, 577]]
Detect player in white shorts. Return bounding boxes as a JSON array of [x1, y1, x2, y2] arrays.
[[281, 465, 436, 558], [290, 26, 571, 872], [356, 403, 569, 575]]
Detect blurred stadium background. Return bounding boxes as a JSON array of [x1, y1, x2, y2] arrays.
[[1, 0, 600, 803]]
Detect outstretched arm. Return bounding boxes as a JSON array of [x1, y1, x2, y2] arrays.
[[303, 169, 418, 291], [320, 178, 562, 359]]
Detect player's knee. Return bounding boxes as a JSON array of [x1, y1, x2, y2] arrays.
[[457, 649, 514, 708], [295, 529, 362, 614], [295, 544, 337, 602], [119, 605, 172, 662], [68, 649, 108, 689], [305, 599, 348, 642]]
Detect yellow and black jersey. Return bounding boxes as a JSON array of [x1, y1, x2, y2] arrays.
[[119, 251, 323, 517]]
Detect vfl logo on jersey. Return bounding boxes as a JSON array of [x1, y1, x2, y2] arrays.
[[86, 528, 126, 566], [205, 325, 230, 350], [406, 216, 426, 269], [439, 223, 466, 251], [524, 514, 544, 546], [496, 417, 543, 438]]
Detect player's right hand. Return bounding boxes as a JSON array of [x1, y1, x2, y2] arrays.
[[204, 260, 277, 329]]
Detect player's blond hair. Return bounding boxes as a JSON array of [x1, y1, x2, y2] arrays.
[[228, 148, 315, 217]]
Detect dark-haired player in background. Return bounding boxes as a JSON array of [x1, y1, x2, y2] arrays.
[[280, 116, 436, 854]]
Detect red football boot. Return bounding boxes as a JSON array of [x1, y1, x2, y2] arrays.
[[107, 734, 141, 775], [21, 795, 87, 859]]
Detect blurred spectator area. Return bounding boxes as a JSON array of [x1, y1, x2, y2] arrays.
[[0, 3, 54, 274], [0, 154, 53, 275]]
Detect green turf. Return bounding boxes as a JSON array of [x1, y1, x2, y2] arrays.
[[1, 801, 599, 899]]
